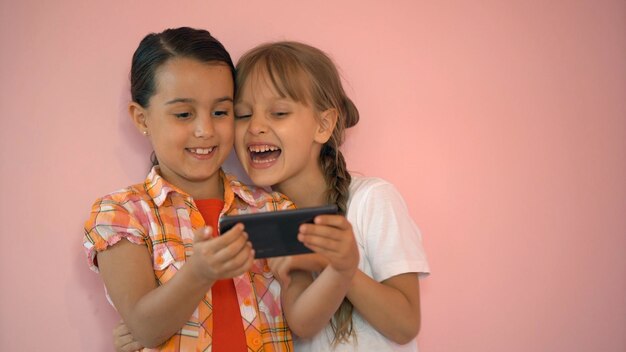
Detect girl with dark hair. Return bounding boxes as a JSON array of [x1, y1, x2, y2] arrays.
[[83, 28, 293, 351], [233, 41, 430, 351]]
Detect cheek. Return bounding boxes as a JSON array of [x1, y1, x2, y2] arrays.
[[278, 123, 316, 148], [215, 120, 235, 144], [149, 131, 174, 150], [233, 138, 247, 166], [233, 123, 247, 148]]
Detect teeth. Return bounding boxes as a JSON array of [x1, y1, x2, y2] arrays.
[[252, 157, 277, 164], [249, 145, 279, 153], [190, 147, 213, 155]]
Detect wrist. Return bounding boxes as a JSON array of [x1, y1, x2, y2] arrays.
[[326, 264, 357, 282], [185, 256, 216, 289]]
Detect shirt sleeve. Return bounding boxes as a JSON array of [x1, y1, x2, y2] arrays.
[[272, 191, 296, 211], [83, 196, 148, 273], [356, 180, 430, 282]]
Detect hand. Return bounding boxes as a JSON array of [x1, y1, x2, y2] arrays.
[[188, 225, 255, 284], [267, 256, 291, 286], [113, 319, 144, 352], [297, 215, 359, 278], [268, 254, 328, 286]]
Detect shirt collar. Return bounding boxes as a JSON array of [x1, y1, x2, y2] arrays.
[[226, 173, 285, 209], [143, 166, 264, 210], [144, 166, 188, 206]]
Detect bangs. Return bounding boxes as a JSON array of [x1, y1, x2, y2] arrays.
[[237, 46, 312, 105]]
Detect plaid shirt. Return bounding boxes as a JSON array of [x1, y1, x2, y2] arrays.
[[84, 167, 294, 351]]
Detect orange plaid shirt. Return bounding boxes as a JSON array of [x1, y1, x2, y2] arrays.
[[84, 167, 294, 351]]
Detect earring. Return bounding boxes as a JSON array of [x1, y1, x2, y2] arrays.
[[143, 130, 149, 136]]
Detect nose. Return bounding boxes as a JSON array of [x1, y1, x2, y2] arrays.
[[247, 113, 267, 135], [194, 116, 214, 139]]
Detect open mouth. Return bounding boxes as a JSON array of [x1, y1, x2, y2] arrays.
[[248, 144, 281, 164]]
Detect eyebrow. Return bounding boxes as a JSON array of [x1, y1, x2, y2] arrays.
[[165, 96, 233, 105]]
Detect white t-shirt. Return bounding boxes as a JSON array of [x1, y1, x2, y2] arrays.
[[295, 176, 430, 352]]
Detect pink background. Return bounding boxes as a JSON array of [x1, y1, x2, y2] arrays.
[[1, 1, 624, 351]]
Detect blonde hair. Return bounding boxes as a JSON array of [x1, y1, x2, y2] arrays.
[[236, 41, 360, 344]]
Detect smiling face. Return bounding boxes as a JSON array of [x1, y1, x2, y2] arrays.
[[130, 57, 234, 198], [234, 69, 332, 192]]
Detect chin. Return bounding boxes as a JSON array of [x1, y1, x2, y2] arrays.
[[185, 167, 221, 181], [246, 170, 280, 189]]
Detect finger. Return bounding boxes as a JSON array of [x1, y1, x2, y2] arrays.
[[193, 226, 212, 243], [123, 341, 145, 352], [115, 334, 136, 349], [274, 266, 291, 287], [299, 233, 356, 257], [225, 242, 255, 275], [196, 226, 246, 261], [277, 264, 292, 285], [300, 240, 341, 257], [313, 214, 352, 230], [241, 248, 255, 272], [299, 224, 345, 242], [267, 257, 287, 272], [211, 230, 250, 262], [217, 223, 246, 245], [299, 226, 350, 247], [113, 320, 127, 336], [267, 258, 279, 272], [209, 239, 254, 278]]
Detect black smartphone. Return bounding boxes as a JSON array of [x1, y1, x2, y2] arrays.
[[218, 205, 339, 258]]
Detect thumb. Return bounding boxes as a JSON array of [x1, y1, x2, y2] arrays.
[[193, 226, 212, 244]]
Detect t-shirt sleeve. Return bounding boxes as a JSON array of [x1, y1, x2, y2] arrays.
[[83, 197, 148, 273], [356, 181, 430, 282]]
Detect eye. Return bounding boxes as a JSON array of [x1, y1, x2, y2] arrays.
[[174, 112, 192, 119], [212, 110, 230, 118], [234, 110, 252, 119], [272, 111, 290, 118]]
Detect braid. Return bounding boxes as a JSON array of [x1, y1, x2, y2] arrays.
[[320, 145, 351, 215], [318, 94, 359, 345], [319, 95, 358, 216], [319, 143, 355, 344]]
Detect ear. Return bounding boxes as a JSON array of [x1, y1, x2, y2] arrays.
[[129, 102, 149, 136], [314, 108, 338, 144]]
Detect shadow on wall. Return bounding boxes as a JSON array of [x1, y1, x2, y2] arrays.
[[67, 232, 119, 351]]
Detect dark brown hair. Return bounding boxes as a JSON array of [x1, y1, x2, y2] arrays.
[[236, 41, 360, 344], [130, 27, 235, 166]]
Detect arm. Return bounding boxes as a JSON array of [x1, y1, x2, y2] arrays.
[[98, 225, 254, 347], [277, 215, 359, 338], [347, 272, 421, 344], [343, 179, 428, 344]]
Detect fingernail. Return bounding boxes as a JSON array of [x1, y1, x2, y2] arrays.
[[204, 227, 211, 236]]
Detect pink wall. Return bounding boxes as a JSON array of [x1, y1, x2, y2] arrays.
[[1, 1, 624, 351]]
